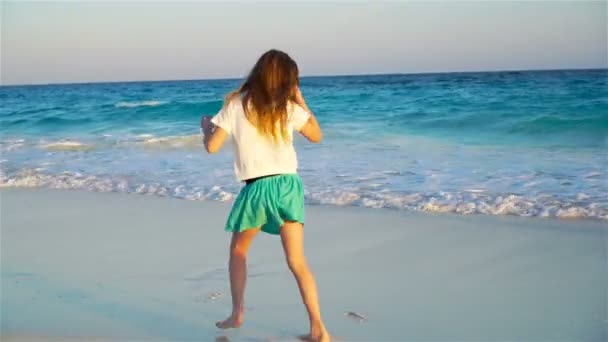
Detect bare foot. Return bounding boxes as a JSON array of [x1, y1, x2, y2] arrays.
[[215, 314, 243, 329], [297, 334, 313, 341], [298, 329, 331, 342], [313, 330, 331, 342]]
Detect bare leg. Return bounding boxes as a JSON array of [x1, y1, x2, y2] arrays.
[[280, 221, 330, 342], [216, 227, 260, 329]]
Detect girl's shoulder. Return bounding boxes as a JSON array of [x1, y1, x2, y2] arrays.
[[223, 93, 241, 107], [221, 95, 247, 116], [286, 101, 303, 117]]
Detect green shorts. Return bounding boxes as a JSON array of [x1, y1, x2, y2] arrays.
[[225, 174, 305, 235]]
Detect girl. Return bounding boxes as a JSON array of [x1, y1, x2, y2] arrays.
[[201, 50, 330, 342]]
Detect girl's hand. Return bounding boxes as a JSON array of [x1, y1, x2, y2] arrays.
[[201, 115, 214, 135], [294, 86, 306, 107], [200, 115, 228, 154], [292, 86, 322, 143]]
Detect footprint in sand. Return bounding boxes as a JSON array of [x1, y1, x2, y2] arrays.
[[344, 311, 367, 323], [194, 291, 223, 303], [207, 291, 223, 301]]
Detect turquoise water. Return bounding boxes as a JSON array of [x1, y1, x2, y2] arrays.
[[1, 69, 607, 219]]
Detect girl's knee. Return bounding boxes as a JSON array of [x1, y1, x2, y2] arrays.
[[230, 244, 249, 260], [286, 255, 308, 274]]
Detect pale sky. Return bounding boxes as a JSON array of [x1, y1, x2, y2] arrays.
[[1, 1, 606, 85]]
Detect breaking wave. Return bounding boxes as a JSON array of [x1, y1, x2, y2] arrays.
[[1, 169, 606, 220]]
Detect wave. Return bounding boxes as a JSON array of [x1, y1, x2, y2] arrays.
[[40, 140, 93, 151], [0, 169, 235, 202], [505, 115, 608, 135], [115, 100, 168, 108], [305, 190, 608, 220], [0, 139, 25, 152], [138, 134, 202, 149], [406, 112, 608, 136], [2, 116, 95, 127], [1, 169, 606, 221], [2, 134, 205, 153]]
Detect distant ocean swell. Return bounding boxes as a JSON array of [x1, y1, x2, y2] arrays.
[[1, 99, 224, 130], [2, 98, 607, 147]]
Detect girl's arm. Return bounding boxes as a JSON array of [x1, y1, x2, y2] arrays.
[[294, 88, 323, 143], [201, 116, 228, 154]]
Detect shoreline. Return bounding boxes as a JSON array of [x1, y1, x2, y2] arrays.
[[1, 186, 605, 223]]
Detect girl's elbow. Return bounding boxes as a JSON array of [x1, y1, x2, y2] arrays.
[[205, 143, 220, 154], [310, 132, 323, 143]]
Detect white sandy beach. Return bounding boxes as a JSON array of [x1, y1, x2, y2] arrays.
[[1, 189, 606, 341]]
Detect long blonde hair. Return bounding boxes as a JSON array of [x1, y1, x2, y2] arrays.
[[226, 49, 299, 143]]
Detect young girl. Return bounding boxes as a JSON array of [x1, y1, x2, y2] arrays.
[[201, 50, 330, 342]]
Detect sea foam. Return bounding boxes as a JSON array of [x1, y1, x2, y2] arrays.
[[40, 141, 92, 151], [1, 169, 605, 221], [115, 100, 167, 108]]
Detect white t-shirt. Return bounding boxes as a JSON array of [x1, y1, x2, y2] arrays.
[[211, 98, 311, 181]]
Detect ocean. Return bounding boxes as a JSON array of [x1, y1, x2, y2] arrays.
[[1, 69, 607, 220]]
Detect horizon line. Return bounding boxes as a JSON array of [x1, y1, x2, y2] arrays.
[[1, 66, 606, 88]]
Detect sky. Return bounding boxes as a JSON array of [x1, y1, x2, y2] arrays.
[[1, 1, 606, 85]]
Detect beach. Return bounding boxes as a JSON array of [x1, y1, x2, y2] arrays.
[[2, 189, 606, 341], [3, 0, 607, 340]]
